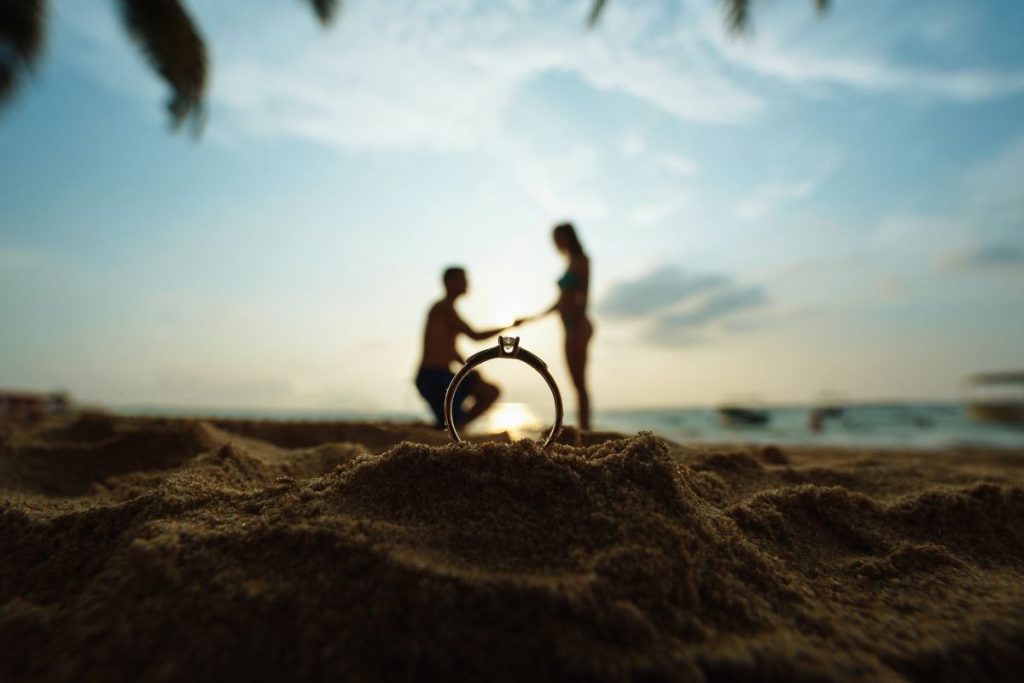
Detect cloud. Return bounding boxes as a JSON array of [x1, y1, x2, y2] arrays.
[[600, 265, 771, 346], [705, 2, 1024, 103], [54, 0, 1024, 194], [964, 135, 1024, 228], [941, 244, 1024, 272], [872, 213, 965, 248], [616, 131, 699, 226], [601, 266, 726, 318], [656, 285, 767, 328], [654, 153, 701, 177], [647, 284, 768, 344], [201, 0, 760, 150], [869, 134, 1024, 276], [56, 0, 1024, 162], [621, 131, 646, 157], [719, 43, 1024, 102], [498, 140, 610, 220], [735, 177, 818, 222], [626, 194, 692, 227], [735, 158, 838, 221], [58, 0, 765, 155]]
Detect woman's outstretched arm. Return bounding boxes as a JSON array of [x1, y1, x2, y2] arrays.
[[515, 298, 560, 326]]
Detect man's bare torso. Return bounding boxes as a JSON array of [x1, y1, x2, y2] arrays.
[[420, 299, 463, 371]]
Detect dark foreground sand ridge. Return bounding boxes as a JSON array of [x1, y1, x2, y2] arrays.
[[2, 415, 1023, 681]]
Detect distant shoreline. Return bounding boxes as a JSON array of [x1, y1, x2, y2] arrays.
[[97, 401, 1024, 451]]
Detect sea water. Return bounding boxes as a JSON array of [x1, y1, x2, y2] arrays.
[[596, 404, 1024, 450], [118, 402, 1024, 449]]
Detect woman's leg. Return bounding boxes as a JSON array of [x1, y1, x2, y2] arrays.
[[565, 321, 592, 430]]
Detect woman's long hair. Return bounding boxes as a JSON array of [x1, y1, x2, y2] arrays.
[[553, 222, 585, 257]]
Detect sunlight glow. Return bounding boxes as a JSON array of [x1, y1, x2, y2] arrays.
[[480, 402, 542, 439]]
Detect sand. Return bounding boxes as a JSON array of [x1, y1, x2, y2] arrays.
[[2, 413, 1023, 681]]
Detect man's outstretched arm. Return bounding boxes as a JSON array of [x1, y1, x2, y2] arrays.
[[463, 322, 510, 342], [452, 309, 510, 341]]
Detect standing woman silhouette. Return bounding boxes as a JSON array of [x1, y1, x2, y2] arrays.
[[519, 222, 593, 430]]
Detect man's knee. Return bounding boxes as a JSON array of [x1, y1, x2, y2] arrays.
[[477, 382, 500, 403]]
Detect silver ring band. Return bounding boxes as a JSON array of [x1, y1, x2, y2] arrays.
[[444, 336, 563, 448]]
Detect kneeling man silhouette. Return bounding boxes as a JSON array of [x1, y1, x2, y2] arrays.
[[415, 267, 515, 430]]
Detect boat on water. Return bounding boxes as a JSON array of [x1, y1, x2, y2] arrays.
[[965, 372, 1024, 425], [717, 405, 771, 427], [808, 405, 844, 433]]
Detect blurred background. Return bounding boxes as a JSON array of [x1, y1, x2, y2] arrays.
[[1, 0, 1022, 446]]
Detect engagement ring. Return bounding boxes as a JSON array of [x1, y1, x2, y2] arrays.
[[444, 336, 563, 448]]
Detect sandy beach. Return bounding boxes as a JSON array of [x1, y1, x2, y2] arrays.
[[4, 0, 1023, 679], [0, 413, 1021, 681]]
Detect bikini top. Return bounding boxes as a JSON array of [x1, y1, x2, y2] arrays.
[[558, 270, 582, 291]]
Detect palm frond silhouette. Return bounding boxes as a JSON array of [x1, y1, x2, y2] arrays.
[[117, 0, 208, 133], [0, 0, 45, 108], [0, 0, 824, 133], [309, 0, 342, 25], [587, 0, 829, 32], [0, 0, 336, 131], [587, 0, 608, 29]]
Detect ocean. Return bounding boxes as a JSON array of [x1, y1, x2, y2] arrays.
[[118, 401, 1024, 450], [595, 403, 1024, 450]]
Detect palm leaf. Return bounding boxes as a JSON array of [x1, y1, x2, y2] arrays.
[[117, 0, 207, 133], [723, 0, 751, 32], [306, 0, 341, 25], [588, 0, 830, 32], [0, 0, 45, 108], [726, 0, 829, 32], [587, 0, 607, 28]]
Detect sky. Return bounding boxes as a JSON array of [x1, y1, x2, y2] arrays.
[[1, 0, 1023, 419]]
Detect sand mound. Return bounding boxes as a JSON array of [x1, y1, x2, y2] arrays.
[[206, 418, 454, 451], [2, 421, 1023, 681], [0, 415, 220, 496], [0, 414, 367, 498]]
